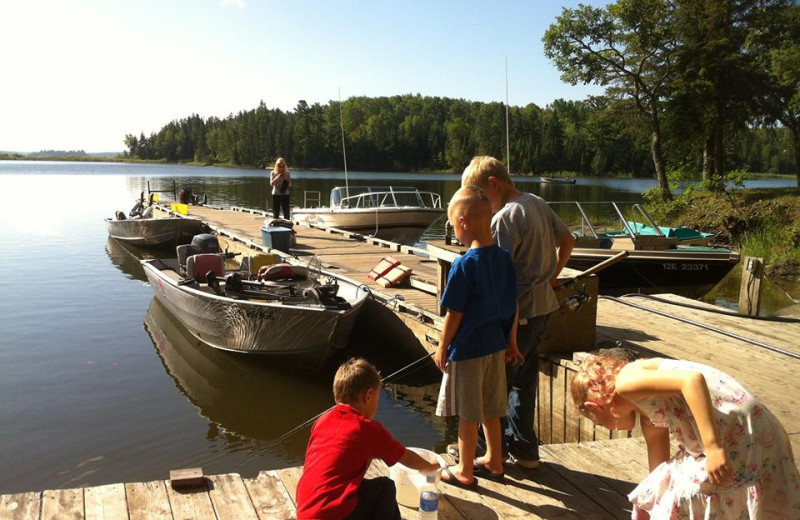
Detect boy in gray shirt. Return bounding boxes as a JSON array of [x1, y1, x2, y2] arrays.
[[461, 156, 575, 468]]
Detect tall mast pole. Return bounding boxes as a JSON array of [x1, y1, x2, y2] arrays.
[[505, 57, 511, 174], [339, 87, 349, 196]]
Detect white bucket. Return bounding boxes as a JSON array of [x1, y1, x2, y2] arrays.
[[389, 447, 445, 508]]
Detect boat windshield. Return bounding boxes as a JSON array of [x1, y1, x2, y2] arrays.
[[548, 201, 666, 239], [330, 186, 442, 209]]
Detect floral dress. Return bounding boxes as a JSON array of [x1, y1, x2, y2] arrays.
[[628, 359, 800, 519]]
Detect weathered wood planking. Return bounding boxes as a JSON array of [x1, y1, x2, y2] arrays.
[[1, 437, 650, 520], [0, 492, 40, 520], [595, 294, 800, 465]]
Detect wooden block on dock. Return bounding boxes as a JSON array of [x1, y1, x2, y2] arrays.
[[170, 468, 206, 489]]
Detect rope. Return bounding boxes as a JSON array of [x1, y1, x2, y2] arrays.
[[601, 295, 800, 360]]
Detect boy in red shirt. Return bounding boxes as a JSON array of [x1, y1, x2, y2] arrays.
[[296, 358, 440, 520]]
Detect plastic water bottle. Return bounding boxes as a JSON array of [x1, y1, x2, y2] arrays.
[[418, 472, 439, 520]]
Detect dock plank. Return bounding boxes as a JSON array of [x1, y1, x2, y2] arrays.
[[0, 492, 40, 520], [125, 481, 172, 520], [84, 483, 128, 520], [207, 474, 259, 520], [243, 470, 296, 520], [41, 487, 83, 520], [164, 480, 216, 520]]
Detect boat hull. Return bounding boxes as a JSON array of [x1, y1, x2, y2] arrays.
[[105, 217, 184, 246], [567, 247, 740, 298], [142, 260, 367, 368], [293, 207, 443, 244]]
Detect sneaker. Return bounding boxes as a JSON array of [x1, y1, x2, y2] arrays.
[[446, 443, 459, 460], [510, 455, 541, 469]]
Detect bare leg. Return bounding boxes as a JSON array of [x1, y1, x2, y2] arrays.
[[478, 418, 504, 474], [454, 418, 477, 482]]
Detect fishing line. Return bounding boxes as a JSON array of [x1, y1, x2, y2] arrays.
[[231, 350, 436, 471]]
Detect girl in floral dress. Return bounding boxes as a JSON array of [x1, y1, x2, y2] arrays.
[[572, 348, 800, 519]]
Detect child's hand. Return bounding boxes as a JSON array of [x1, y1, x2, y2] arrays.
[[434, 345, 448, 372], [705, 444, 732, 485], [505, 345, 524, 365]]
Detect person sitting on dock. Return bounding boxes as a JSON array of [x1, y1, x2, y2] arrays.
[[296, 358, 440, 520], [434, 185, 523, 488], [572, 347, 800, 519], [461, 155, 575, 470]]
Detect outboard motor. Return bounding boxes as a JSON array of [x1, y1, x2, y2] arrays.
[[191, 233, 222, 254]]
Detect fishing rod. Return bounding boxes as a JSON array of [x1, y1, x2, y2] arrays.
[[231, 350, 436, 471]]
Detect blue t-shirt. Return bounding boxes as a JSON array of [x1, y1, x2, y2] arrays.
[[440, 245, 517, 361]]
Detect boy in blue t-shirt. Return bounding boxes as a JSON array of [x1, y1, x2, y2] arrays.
[[434, 185, 522, 489]]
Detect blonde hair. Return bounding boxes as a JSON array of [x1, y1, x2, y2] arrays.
[[571, 348, 639, 417], [333, 358, 381, 404], [461, 155, 512, 188], [273, 157, 287, 174], [448, 185, 490, 221]]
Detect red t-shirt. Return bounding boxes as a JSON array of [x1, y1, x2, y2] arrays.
[[296, 404, 406, 519]]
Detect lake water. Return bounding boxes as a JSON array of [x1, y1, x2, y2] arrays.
[[0, 160, 795, 494]]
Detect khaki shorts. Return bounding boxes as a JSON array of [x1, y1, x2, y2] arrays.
[[435, 350, 507, 422]]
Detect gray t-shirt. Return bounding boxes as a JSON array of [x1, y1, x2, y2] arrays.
[[491, 192, 569, 319]]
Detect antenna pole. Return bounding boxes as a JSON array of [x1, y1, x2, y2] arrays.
[[505, 57, 511, 174], [338, 87, 349, 196]]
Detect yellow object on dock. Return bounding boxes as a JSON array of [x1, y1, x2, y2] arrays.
[[170, 203, 188, 215]]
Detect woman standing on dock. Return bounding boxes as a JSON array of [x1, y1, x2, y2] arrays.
[[269, 157, 292, 220], [572, 348, 800, 519]]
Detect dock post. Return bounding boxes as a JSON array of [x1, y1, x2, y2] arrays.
[[738, 256, 764, 316]]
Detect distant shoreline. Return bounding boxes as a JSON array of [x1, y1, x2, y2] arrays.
[[0, 154, 795, 181]]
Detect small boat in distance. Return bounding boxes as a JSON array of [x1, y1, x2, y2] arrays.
[[141, 234, 368, 369], [550, 201, 740, 298], [540, 176, 577, 184], [292, 186, 444, 245]]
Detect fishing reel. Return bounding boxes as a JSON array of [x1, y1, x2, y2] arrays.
[[563, 283, 591, 312]]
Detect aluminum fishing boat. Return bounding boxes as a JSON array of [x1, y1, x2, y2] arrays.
[[141, 236, 368, 369]]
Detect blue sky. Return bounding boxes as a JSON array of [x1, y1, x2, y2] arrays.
[[1, 0, 605, 153]]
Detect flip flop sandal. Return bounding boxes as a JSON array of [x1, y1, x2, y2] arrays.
[[473, 463, 505, 482], [441, 465, 479, 490]]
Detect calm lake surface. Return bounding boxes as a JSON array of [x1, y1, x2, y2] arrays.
[[0, 160, 795, 494]]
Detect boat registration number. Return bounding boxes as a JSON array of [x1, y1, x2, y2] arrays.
[[662, 263, 709, 271]]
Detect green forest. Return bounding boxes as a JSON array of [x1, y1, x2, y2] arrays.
[[122, 0, 799, 199]]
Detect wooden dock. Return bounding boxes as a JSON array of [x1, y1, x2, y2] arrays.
[[5, 204, 798, 518], [0, 438, 651, 520]]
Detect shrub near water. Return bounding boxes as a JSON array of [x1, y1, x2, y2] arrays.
[[643, 182, 800, 281]]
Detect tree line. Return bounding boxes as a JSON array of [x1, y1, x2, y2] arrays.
[[123, 0, 798, 199]]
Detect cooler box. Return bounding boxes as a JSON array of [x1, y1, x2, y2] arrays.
[[261, 226, 292, 253]]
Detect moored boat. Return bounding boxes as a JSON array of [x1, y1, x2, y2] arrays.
[[550, 201, 740, 298], [141, 235, 369, 369], [540, 176, 577, 184], [105, 216, 185, 246], [292, 186, 444, 245]]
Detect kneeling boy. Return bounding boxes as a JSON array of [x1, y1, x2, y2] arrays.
[[296, 358, 440, 520]]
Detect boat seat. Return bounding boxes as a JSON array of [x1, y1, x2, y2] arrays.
[[240, 253, 282, 277], [186, 253, 225, 282], [257, 263, 309, 281], [177, 244, 202, 272]]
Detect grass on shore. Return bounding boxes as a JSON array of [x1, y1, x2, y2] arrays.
[[644, 186, 800, 279]]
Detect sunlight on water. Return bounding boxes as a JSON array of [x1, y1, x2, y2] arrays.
[[5, 174, 130, 237]]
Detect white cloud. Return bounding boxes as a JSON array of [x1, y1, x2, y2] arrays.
[[220, 0, 245, 8]]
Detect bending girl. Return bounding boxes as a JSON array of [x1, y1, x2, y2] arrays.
[[572, 348, 800, 519]]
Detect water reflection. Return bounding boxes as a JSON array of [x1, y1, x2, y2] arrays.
[[104, 237, 177, 282], [142, 297, 335, 461]]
